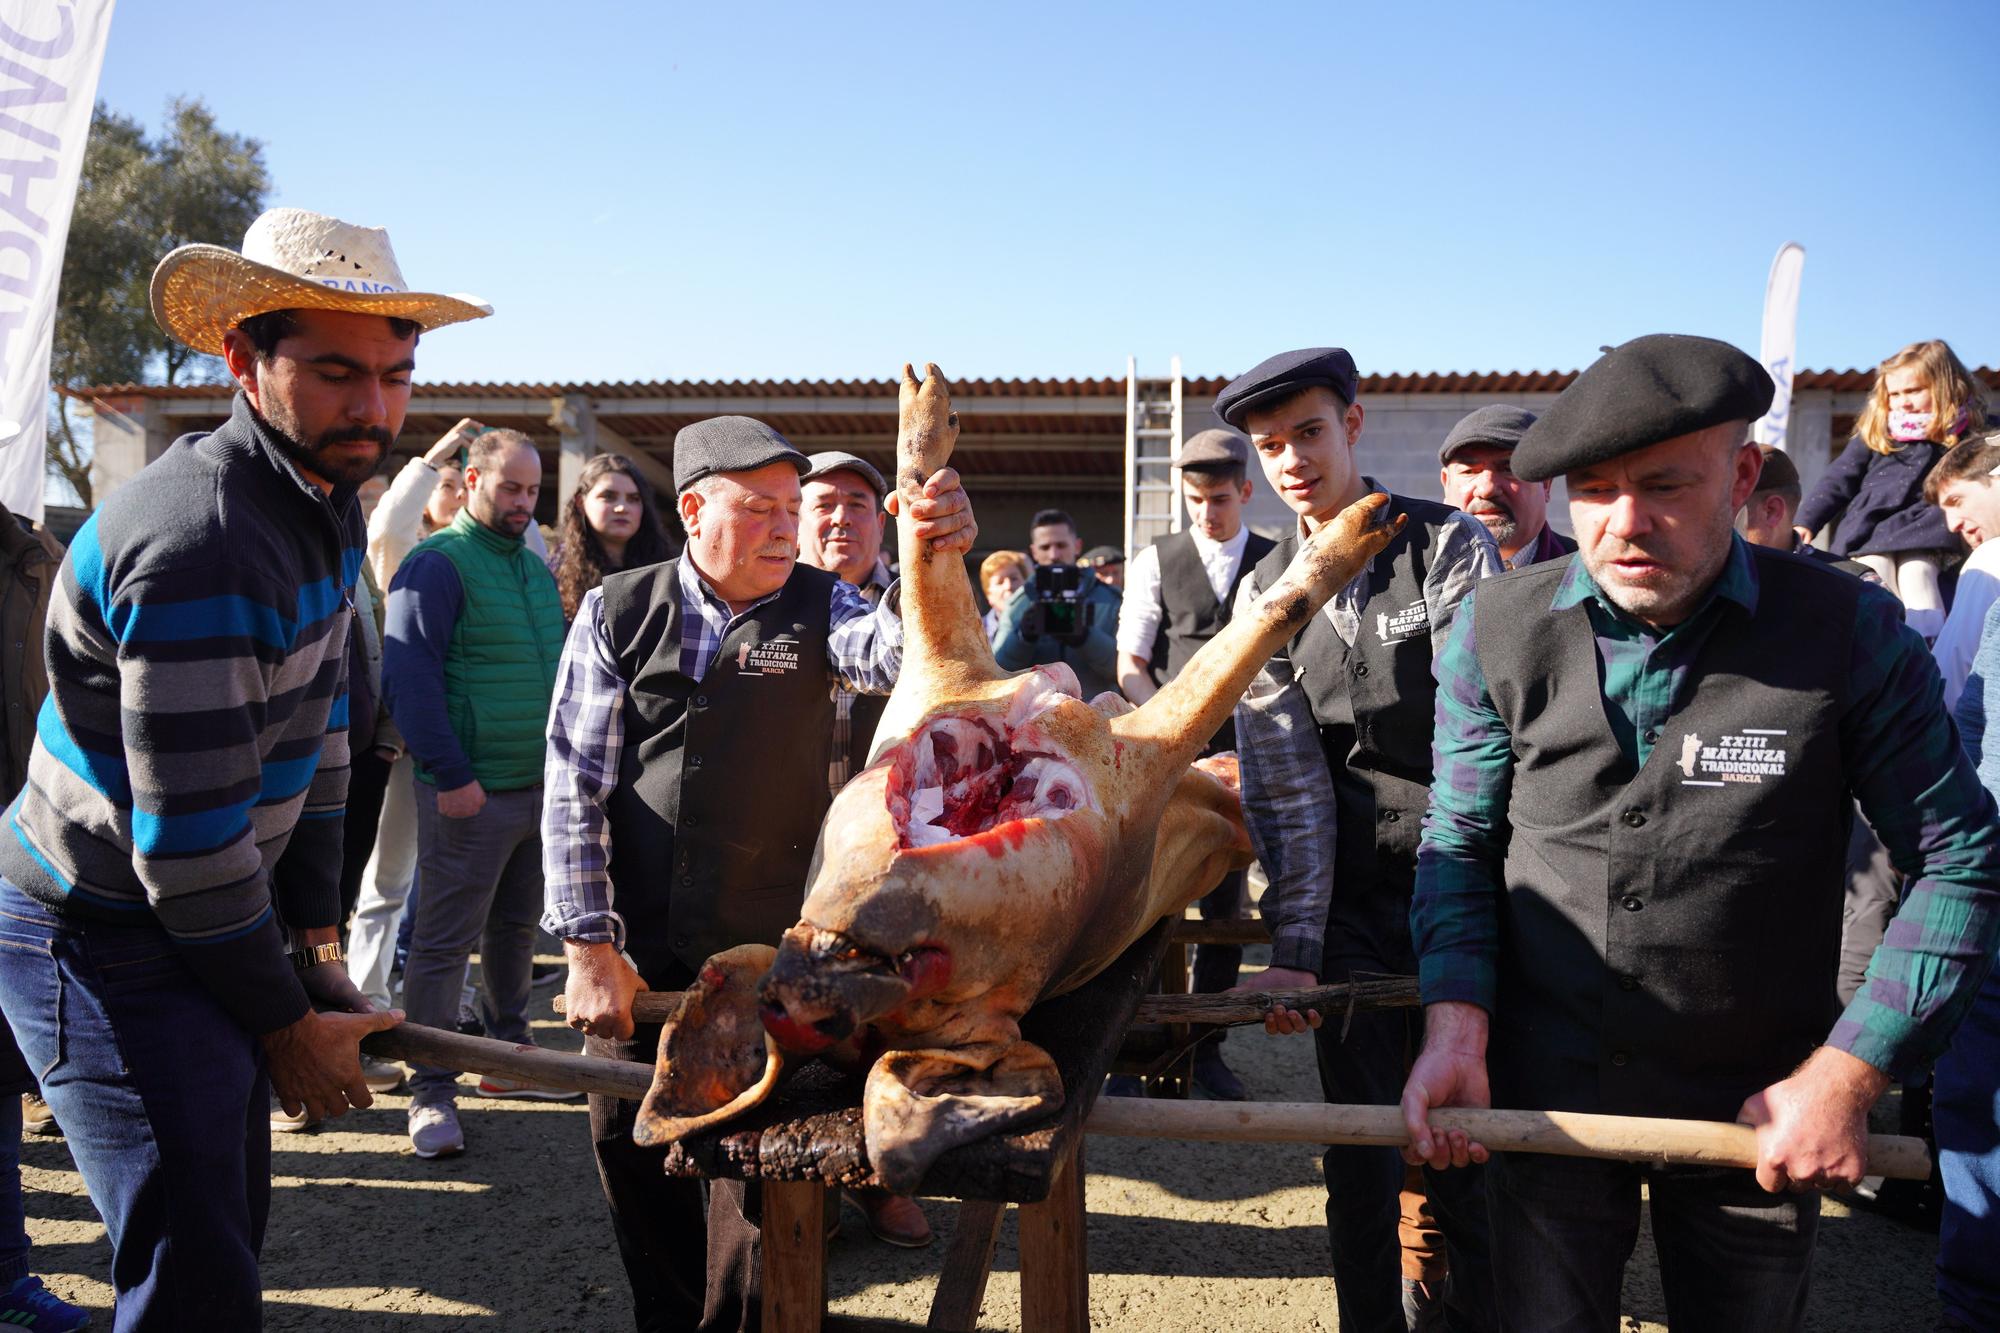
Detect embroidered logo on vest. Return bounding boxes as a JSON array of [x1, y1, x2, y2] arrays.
[[1375, 598, 1429, 644], [737, 637, 804, 675], [1676, 729, 1790, 786]]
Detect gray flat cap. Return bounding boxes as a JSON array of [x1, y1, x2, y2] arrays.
[[1081, 545, 1125, 567], [673, 415, 809, 492], [801, 450, 888, 500], [1175, 427, 1252, 470], [1439, 405, 1538, 465]]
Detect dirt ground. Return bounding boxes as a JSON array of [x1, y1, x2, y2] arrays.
[[19, 950, 1944, 1331]]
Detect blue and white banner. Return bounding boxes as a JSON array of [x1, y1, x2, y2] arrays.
[[1754, 241, 1806, 453], [0, 1, 116, 524]]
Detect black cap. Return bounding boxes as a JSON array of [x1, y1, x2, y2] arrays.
[[1213, 348, 1360, 430], [1080, 545, 1124, 567], [801, 450, 888, 500], [1439, 405, 1538, 465], [1174, 427, 1252, 469], [672, 416, 810, 493], [1512, 334, 1774, 483], [1753, 445, 1800, 494]]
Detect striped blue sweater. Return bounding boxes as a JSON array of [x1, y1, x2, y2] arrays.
[[1, 394, 362, 1034]]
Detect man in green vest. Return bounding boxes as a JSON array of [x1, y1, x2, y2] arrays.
[[384, 427, 571, 1159]]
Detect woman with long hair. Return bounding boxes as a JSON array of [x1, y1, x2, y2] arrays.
[[551, 453, 680, 622]]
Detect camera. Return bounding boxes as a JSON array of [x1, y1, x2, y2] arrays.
[[1022, 563, 1090, 645]]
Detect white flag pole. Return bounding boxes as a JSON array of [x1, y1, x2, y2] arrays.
[[1754, 242, 1806, 452], [0, 1, 119, 525]]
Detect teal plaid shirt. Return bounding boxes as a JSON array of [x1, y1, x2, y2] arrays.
[[1414, 536, 2000, 1078]]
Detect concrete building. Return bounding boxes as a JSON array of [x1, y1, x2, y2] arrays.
[[70, 365, 1971, 557]]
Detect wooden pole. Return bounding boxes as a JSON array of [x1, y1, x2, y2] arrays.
[[762, 1180, 828, 1333], [360, 1023, 652, 1102], [1084, 1097, 1932, 1181], [552, 977, 1420, 1030]]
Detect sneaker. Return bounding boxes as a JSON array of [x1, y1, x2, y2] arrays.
[[530, 961, 565, 991], [1192, 1046, 1249, 1101], [0, 1275, 89, 1331], [408, 1102, 464, 1158], [360, 1056, 406, 1094], [475, 1073, 582, 1102], [20, 1093, 59, 1137], [270, 1100, 320, 1134]]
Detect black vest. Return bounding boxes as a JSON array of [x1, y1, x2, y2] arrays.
[[1149, 528, 1276, 752], [1472, 547, 1862, 1119], [598, 558, 838, 984], [1259, 496, 1462, 971]]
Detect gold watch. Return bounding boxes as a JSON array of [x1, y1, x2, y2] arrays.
[[286, 941, 346, 971]]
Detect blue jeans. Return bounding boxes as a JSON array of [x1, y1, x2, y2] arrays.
[[0, 877, 269, 1330], [1936, 962, 2000, 1329]]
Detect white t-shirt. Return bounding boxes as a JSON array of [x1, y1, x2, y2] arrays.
[[1115, 526, 1252, 658]]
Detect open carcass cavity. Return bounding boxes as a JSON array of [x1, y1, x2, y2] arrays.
[[887, 711, 1097, 849]]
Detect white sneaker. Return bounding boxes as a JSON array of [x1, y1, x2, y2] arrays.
[[408, 1102, 464, 1158], [270, 1101, 320, 1133], [360, 1056, 406, 1094]]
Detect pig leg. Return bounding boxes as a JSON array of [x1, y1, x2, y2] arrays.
[[633, 945, 786, 1147], [863, 1038, 1063, 1193]]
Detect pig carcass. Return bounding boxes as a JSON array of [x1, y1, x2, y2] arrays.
[[634, 364, 1401, 1190]]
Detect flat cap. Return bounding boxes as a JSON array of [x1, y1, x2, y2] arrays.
[[801, 450, 887, 500], [1512, 334, 1774, 483], [1214, 348, 1360, 430], [1439, 405, 1538, 465], [1174, 427, 1252, 470], [673, 415, 809, 492], [1081, 545, 1125, 567], [1753, 445, 1800, 493]]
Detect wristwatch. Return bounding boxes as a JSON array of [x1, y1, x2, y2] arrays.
[[286, 941, 346, 971]]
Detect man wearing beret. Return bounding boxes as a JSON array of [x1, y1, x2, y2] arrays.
[[544, 416, 977, 1328], [798, 450, 898, 798], [1403, 333, 2000, 1329], [1438, 405, 1575, 568], [1221, 348, 1503, 1330], [1115, 427, 1276, 1100]]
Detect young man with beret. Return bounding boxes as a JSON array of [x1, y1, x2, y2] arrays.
[[1223, 347, 1502, 1331], [1438, 405, 1575, 568], [545, 416, 976, 1327], [1115, 427, 1276, 1100], [1403, 333, 2000, 1329], [0, 208, 488, 1322]]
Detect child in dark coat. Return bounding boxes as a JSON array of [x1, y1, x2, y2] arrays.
[[1797, 339, 1990, 639]]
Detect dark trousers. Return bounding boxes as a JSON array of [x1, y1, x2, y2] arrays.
[[1190, 869, 1245, 1048], [338, 744, 393, 929], [585, 1026, 761, 1332], [1315, 954, 1493, 1333], [0, 877, 268, 1330], [1487, 1152, 1818, 1333]]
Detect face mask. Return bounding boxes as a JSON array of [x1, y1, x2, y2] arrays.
[[1889, 409, 1935, 443]]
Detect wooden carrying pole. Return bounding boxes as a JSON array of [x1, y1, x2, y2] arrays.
[[1084, 1097, 1933, 1181], [552, 977, 1421, 1029]]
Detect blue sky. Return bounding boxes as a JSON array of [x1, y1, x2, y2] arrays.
[[93, 1, 2000, 385]]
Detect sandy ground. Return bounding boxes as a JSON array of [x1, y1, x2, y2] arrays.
[[18, 951, 1944, 1331]]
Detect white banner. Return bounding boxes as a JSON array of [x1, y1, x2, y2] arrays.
[[1754, 241, 1806, 452], [0, 1, 116, 525]]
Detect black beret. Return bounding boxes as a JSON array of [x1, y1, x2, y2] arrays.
[[1512, 334, 1774, 483], [1753, 445, 1800, 494], [1213, 348, 1359, 430], [1439, 405, 1538, 465], [1174, 427, 1252, 470], [673, 415, 809, 492], [801, 450, 887, 500]]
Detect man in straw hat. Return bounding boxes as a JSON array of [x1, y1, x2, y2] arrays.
[[0, 208, 488, 1323], [1401, 333, 2000, 1328]]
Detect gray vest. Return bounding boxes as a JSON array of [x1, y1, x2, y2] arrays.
[[598, 558, 837, 984], [1150, 528, 1275, 751], [1258, 496, 1460, 971], [1471, 547, 1861, 1119]]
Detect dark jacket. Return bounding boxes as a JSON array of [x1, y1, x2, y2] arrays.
[[0, 510, 60, 800], [1795, 435, 1952, 557]]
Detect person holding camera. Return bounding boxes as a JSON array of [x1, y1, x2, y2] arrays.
[[993, 508, 1122, 699]]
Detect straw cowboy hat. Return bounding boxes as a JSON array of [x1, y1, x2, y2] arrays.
[[149, 207, 493, 355]]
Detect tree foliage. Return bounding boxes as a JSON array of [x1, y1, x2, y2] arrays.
[[49, 100, 269, 506]]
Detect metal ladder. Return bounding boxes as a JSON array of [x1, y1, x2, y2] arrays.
[[1123, 355, 1184, 556]]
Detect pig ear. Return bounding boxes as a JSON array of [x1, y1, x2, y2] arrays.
[[632, 945, 786, 1147], [861, 1040, 1063, 1193]]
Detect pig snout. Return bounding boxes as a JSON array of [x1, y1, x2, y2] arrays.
[[756, 928, 953, 1054]]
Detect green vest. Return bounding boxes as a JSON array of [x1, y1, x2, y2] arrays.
[[407, 511, 565, 791]]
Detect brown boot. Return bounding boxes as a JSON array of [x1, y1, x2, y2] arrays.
[[846, 1188, 934, 1248]]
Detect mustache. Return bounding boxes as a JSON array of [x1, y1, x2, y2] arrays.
[[311, 425, 393, 451], [1465, 498, 1516, 519]]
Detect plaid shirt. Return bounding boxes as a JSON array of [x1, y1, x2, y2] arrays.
[[827, 559, 895, 795], [1232, 493, 1501, 973], [540, 557, 902, 949], [1415, 535, 2000, 1078]]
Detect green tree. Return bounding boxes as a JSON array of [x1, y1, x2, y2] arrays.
[[49, 99, 269, 506]]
